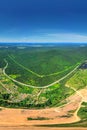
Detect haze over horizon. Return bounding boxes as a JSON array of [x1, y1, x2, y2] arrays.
[[0, 0, 87, 43]]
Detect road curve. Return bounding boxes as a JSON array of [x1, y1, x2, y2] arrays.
[[9, 54, 74, 78], [3, 59, 80, 89]]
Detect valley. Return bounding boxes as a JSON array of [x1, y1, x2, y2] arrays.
[[0, 45, 87, 129]]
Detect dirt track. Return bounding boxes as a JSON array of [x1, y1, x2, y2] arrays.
[[0, 89, 85, 126], [0, 94, 82, 127], [0, 88, 87, 130], [0, 126, 87, 130]]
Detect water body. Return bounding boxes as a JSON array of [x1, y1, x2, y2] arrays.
[[79, 62, 87, 69]]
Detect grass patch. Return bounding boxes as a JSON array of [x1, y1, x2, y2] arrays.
[[27, 117, 50, 120], [78, 102, 87, 120], [0, 108, 2, 111], [67, 70, 87, 90]]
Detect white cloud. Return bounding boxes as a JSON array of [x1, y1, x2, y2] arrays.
[[0, 33, 87, 43], [46, 33, 87, 42], [21, 33, 87, 43]]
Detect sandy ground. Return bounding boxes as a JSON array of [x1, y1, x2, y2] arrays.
[[0, 95, 82, 126], [0, 88, 87, 130], [0, 126, 87, 130]]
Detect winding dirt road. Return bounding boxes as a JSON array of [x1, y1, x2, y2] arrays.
[[0, 88, 87, 127]]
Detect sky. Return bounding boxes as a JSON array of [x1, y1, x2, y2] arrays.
[[0, 0, 87, 43]]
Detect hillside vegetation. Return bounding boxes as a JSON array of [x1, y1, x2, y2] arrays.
[[67, 70, 87, 90], [0, 45, 87, 108], [5, 46, 87, 86]]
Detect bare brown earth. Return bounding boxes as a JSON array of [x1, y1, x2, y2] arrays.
[[0, 88, 87, 130], [0, 126, 87, 130], [0, 94, 82, 126]]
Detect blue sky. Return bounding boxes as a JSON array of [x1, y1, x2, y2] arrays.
[[0, 0, 87, 43]]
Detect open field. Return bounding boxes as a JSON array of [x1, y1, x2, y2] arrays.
[[0, 87, 87, 126], [0, 127, 87, 130], [67, 70, 87, 90]]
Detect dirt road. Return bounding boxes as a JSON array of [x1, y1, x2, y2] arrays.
[[0, 88, 87, 129], [0, 126, 87, 130]]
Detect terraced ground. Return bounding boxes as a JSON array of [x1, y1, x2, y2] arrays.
[[0, 45, 87, 128]]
